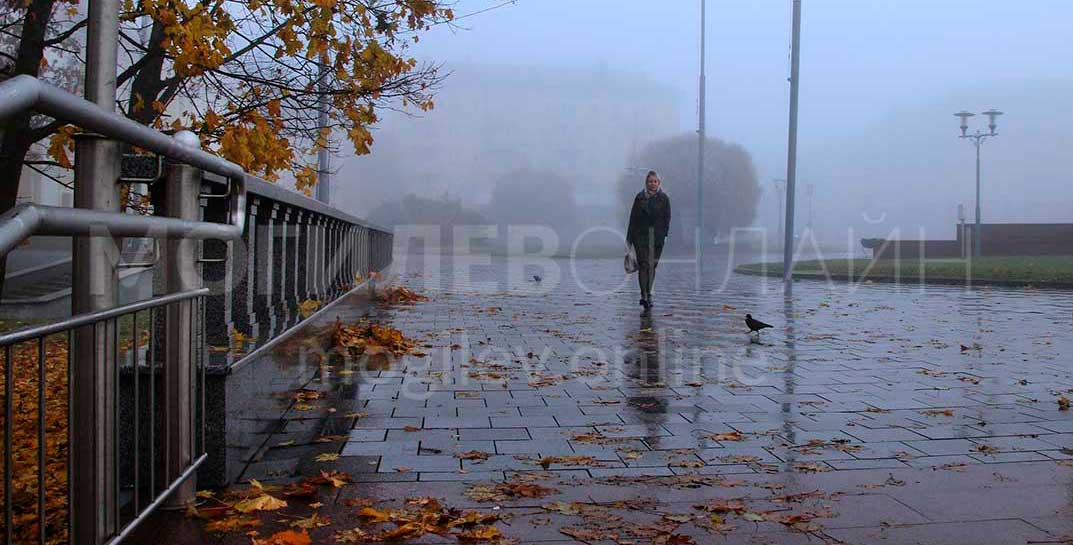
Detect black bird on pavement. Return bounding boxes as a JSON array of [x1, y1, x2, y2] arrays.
[[533, 275, 542, 283], [745, 314, 773, 339]]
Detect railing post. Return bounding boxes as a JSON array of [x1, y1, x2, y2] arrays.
[[162, 131, 202, 508], [71, 0, 123, 532], [70, 136, 121, 545]]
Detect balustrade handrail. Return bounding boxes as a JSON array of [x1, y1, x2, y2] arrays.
[[0, 203, 241, 258], [0, 74, 246, 241], [203, 172, 390, 233]]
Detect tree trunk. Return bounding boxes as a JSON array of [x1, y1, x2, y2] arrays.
[[127, 21, 168, 126], [0, 0, 56, 298]]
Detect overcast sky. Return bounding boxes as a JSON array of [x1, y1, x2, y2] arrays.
[[340, 0, 1073, 239]]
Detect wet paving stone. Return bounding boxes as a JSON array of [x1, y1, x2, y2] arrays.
[[135, 255, 1073, 545]]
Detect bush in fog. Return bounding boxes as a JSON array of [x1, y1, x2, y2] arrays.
[[369, 193, 488, 231], [486, 169, 579, 236]]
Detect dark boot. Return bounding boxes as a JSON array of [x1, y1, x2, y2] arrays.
[[637, 263, 650, 306]]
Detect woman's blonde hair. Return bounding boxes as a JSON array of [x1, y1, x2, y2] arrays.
[[645, 170, 661, 185]]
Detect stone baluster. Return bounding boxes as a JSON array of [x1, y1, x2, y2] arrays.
[[340, 224, 352, 288], [283, 207, 299, 312], [305, 214, 317, 300], [323, 218, 334, 296], [361, 226, 369, 277], [313, 213, 326, 298], [271, 203, 288, 334], [295, 210, 309, 304], [231, 197, 257, 344], [347, 225, 356, 285], [252, 200, 275, 340], [201, 183, 233, 358]]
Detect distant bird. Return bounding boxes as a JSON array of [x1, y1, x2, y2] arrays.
[[532, 275, 542, 282], [745, 314, 773, 340]]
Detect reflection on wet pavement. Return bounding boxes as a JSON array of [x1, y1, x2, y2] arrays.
[[142, 253, 1073, 544]]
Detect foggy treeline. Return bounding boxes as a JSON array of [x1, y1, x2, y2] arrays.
[[616, 134, 761, 250], [338, 66, 1072, 254], [342, 64, 764, 253]]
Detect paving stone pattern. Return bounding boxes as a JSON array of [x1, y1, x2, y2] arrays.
[[164, 254, 1073, 544]]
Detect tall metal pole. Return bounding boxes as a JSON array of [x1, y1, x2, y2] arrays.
[[316, 55, 331, 204], [696, 0, 706, 277], [773, 178, 784, 244], [72, 0, 122, 540], [974, 140, 981, 258], [782, 0, 802, 287]]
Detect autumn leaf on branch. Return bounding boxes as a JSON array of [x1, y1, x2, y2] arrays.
[[9, 0, 458, 189], [46, 125, 77, 169]]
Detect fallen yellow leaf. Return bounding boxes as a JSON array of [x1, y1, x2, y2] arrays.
[[233, 494, 287, 513]]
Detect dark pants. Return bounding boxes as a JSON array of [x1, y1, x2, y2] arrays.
[[636, 239, 664, 303]]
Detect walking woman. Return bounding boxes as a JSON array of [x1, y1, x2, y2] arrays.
[[626, 170, 671, 316]]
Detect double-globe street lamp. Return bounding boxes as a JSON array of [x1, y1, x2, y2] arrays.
[[953, 109, 1003, 258]]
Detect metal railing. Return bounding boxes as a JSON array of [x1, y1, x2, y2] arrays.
[[0, 75, 247, 244], [0, 289, 207, 545], [0, 73, 392, 545], [199, 173, 394, 366]]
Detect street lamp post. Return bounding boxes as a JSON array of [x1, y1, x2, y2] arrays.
[[316, 54, 331, 204], [782, 0, 803, 288], [697, 0, 707, 277], [954, 109, 1002, 258], [773, 178, 785, 243]]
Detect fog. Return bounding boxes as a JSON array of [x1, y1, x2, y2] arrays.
[[340, 63, 680, 212], [333, 0, 1073, 251]]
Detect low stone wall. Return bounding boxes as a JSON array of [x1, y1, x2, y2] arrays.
[[962, 223, 1073, 257], [871, 239, 962, 260], [200, 277, 383, 486], [867, 223, 1073, 260]]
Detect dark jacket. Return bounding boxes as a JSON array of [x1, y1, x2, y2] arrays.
[[627, 189, 671, 246]]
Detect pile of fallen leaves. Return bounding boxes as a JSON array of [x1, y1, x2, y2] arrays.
[[465, 474, 558, 502], [350, 497, 502, 542], [189, 475, 348, 533], [298, 299, 322, 319], [546, 501, 690, 544], [332, 318, 419, 358], [191, 474, 506, 544], [377, 286, 428, 306], [531, 483, 837, 543], [0, 335, 70, 545]]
